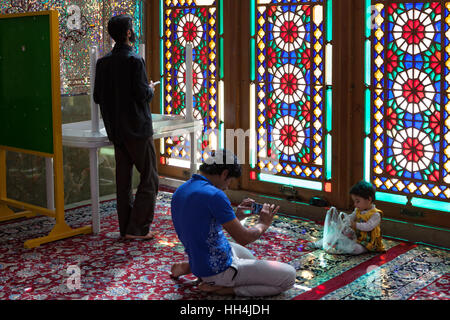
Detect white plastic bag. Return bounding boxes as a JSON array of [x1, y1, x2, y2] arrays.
[[322, 207, 358, 254]]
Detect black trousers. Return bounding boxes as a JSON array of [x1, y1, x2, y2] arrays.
[[114, 137, 159, 237]]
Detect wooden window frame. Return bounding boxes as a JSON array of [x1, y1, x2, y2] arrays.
[[145, 0, 449, 229]]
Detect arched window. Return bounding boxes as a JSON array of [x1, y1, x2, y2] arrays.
[[365, 1, 450, 211]]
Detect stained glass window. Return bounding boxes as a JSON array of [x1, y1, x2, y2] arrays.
[[0, 0, 145, 95], [365, 0, 450, 210], [160, 0, 223, 167], [250, 0, 333, 192]]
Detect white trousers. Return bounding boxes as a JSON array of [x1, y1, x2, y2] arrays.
[[201, 242, 296, 297]]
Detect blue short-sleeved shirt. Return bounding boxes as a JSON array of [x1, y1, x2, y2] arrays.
[[171, 174, 236, 277]]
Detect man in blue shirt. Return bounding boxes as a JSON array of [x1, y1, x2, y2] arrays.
[[170, 149, 296, 297]]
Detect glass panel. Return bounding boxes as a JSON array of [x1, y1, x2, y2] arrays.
[[250, 0, 331, 191], [366, 1, 450, 206], [161, 0, 222, 166]]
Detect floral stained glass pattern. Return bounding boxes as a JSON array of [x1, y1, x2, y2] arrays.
[[161, 0, 221, 165], [366, 1, 450, 206], [251, 0, 332, 190], [0, 0, 144, 96]]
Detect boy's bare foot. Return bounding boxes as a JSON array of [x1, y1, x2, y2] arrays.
[[198, 282, 234, 296], [170, 262, 191, 279], [124, 231, 156, 240]]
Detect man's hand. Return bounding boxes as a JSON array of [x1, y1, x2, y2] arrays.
[[235, 198, 255, 221], [149, 80, 156, 91], [257, 203, 279, 229], [224, 202, 280, 246]]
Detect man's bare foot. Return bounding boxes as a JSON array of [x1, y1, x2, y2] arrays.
[[124, 231, 156, 240], [170, 262, 191, 279], [198, 282, 234, 296]]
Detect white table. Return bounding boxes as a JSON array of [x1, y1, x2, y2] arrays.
[[59, 114, 202, 234], [50, 44, 201, 236]]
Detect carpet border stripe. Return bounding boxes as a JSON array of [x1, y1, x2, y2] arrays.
[[292, 242, 417, 300]]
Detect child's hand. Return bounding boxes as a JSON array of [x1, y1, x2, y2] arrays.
[[342, 227, 356, 240]]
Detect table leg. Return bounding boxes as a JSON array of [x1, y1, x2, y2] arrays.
[[45, 157, 55, 210], [89, 148, 100, 235], [190, 130, 196, 176]]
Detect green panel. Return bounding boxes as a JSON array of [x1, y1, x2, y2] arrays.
[[364, 137, 371, 181], [160, 0, 164, 38], [250, 0, 255, 82], [219, 0, 224, 36], [364, 39, 371, 86], [326, 87, 332, 131], [326, 0, 332, 41], [364, 88, 371, 135], [250, 38, 255, 82], [0, 14, 54, 154], [325, 133, 332, 180], [411, 198, 450, 212], [220, 37, 224, 79], [250, 0, 255, 37], [365, 0, 372, 38], [259, 173, 323, 191], [376, 191, 408, 205]]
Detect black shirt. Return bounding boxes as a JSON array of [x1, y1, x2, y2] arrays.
[[93, 43, 154, 144]]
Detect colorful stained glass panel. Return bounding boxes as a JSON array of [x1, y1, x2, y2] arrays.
[[366, 1, 450, 204], [161, 0, 221, 165], [251, 0, 332, 190]]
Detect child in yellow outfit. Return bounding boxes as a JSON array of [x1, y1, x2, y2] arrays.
[[307, 181, 385, 255], [347, 181, 385, 254]]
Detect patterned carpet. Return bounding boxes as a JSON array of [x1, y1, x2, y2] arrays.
[[0, 190, 448, 300]]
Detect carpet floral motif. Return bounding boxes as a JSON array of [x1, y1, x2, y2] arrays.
[[0, 191, 448, 300]]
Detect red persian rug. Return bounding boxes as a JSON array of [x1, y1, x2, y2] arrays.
[[0, 191, 311, 300], [408, 274, 450, 300], [0, 190, 448, 300]]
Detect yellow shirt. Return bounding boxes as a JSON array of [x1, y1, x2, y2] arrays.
[[354, 207, 386, 252]]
